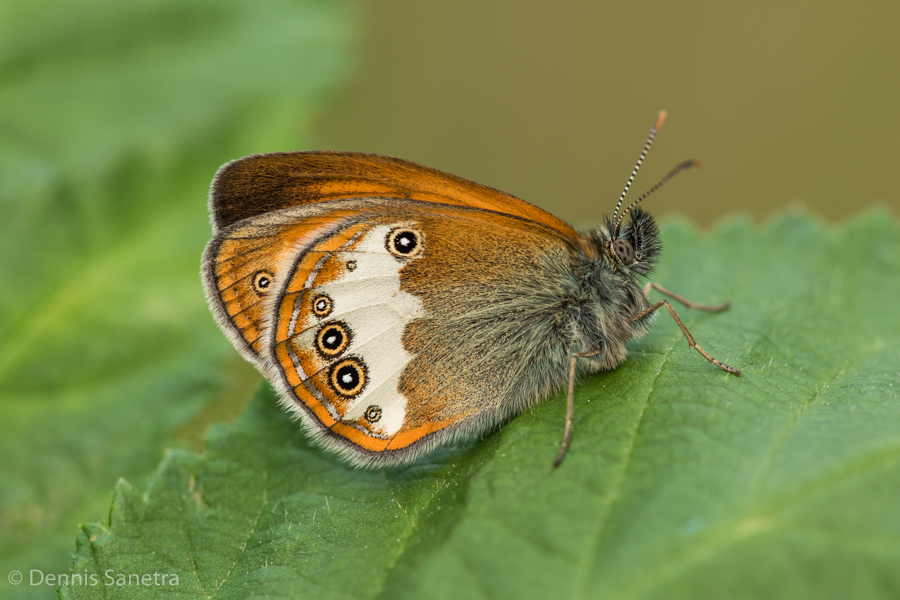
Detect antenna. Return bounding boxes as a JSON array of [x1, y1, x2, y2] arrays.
[[611, 110, 666, 228], [614, 159, 700, 232]]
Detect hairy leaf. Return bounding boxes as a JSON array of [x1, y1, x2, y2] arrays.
[[61, 213, 900, 599]]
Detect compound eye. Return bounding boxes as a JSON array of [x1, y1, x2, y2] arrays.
[[612, 238, 635, 265]]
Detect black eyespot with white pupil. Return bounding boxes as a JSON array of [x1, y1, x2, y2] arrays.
[[394, 232, 416, 252], [312, 294, 332, 317], [253, 271, 274, 293], [387, 227, 423, 258], [612, 238, 635, 266], [330, 358, 367, 397], [315, 322, 350, 358], [364, 405, 382, 423]]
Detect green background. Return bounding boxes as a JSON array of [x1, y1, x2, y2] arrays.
[[1, 1, 898, 599], [0, 1, 353, 598]]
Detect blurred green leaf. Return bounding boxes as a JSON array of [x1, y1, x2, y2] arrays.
[[60, 213, 900, 599], [0, 1, 354, 598]]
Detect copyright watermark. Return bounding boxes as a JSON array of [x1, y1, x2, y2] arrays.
[[7, 569, 180, 587]]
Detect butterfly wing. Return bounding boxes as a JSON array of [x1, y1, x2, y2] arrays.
[[210, 151, 579, 238], [204, 197, 580, 467], [200, 204, 369, 362]]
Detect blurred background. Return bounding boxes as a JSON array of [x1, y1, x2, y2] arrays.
[[317, 0, 900, 227], [0, 1, 897, 598]]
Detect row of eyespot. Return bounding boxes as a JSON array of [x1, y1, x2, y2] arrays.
[[264, 227, 423, 425], [251, 227, 423, 296], [312, 228, 421, 424]]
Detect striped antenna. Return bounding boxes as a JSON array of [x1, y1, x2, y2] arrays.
[[611, 110, 667, 227], [614, 159, 700, 232]]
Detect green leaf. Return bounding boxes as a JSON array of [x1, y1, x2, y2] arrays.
[[60, 213, 900, 599], [0, 1, 354, 598]]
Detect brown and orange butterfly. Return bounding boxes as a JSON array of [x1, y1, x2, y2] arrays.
[[202, 112, 740, 469]]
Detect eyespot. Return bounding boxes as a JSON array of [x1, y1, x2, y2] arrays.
[[315, 322, 351, 358], [330, 357, 367, 397], [386, 227, 423, 258], [612, 238, 635, 266], [312, 294, 332, 317], [253, 271, 274, 293], [346, 260, 357, 272], [364, 405, 382, 423]]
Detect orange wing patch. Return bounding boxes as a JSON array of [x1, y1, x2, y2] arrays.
[[210, 151, 579, 238], [204, 212, 361, 358]]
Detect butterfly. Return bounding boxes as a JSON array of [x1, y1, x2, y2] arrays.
[[201, 111, 740, 469]]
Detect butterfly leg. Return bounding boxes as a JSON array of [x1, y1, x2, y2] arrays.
[[643, 282, 730, 312], [554, 347, 602, 468], [629, 300, 741, 376]]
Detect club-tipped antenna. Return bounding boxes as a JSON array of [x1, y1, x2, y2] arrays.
[[614, 159, 700, 232], [611, 110, 667, 228]]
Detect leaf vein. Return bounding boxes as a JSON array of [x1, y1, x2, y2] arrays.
[[571, 344, 672, 598]]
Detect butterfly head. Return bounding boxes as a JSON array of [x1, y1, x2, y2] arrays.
[[569, 209, 661, 371], [598, 111, 696, 277], [599, 207, 661, 276]]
